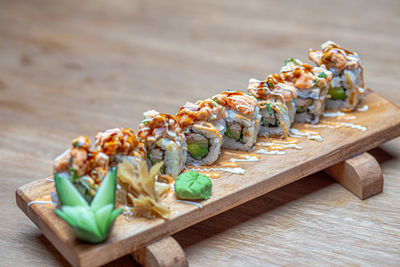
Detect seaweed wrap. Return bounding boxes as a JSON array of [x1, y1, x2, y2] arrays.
[[176, 99, 225, 165], [53, 136, 109, 202], [309, 41, 365, 111], [137, 110, 186, 178], [212, 91, 261, 151], [280, 58, 332, 124], [95, 127, 146, 165], [248, 73, 297, 137]]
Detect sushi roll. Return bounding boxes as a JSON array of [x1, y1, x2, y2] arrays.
[[176, 99, 225, 165], [309, 41, 365, 111], [212, 91, 261, 151], [137, 110, 186, 178], [280, 58, 332, 124], [248, 73, 297, 137], [53, 136, 110, 202], [95, 127, 146, 165]]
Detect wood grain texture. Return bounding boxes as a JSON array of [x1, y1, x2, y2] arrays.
[[15, 92, 400, 266], [2, 0, 400, 266], [131, 237, 188, 267], [325, 152, 383, 199]]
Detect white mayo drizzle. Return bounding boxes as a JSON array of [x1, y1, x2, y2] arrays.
[[338, 122, 367, 132], [257, 142, 303, 150], [28, 200, 55, 207], [256, 149, 285, 155], [229, 94, 255, 114], [357, 105, 369, 112], [185, 166, 245, 175], [323, 111, 345, 117], [229, 155, 259, 162], [176, 199, 203, 208], [248, 78, 297, 103], [289, 128, 323, 142]]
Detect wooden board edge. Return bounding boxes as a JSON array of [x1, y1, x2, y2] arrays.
[[15, 184, 81, 267]]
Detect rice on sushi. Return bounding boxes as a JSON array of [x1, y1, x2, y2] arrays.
[[248, 73, 297, 137], [212, 91, 261, 151], [137, 110, 186, 178], [176, 99, 225, 165], [309, 41, 365, 111], [280, 58, 332, 124]]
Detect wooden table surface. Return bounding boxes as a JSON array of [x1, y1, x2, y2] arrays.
[[1, 0, 399, 266]]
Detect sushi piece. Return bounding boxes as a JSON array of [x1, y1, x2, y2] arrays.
[[309, 41, 365, 111], [212, 91, 261, 151], [176, 99, 226, 165], [95, 128, 146, 165], [137, 110, 186, 178], [96, 128, 170, 218], [248, 73, 297, 137], [280, 58, 332, 124], [53, 136, 110, 202]]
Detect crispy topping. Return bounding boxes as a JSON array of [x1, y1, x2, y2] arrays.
[[280, 58, 332, 89], [212, 91, 257, 116], [137, 110, 182, 144], [248, 73, 297, 102], [176, 99, 225, 128], [309, 41, 361, 72], [72, 136, 90, 149], [95, 128, 146, 159], [53, 136, 109, 183]]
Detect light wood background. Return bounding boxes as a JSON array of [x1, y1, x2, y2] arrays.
[[1, 0, 399, 266]]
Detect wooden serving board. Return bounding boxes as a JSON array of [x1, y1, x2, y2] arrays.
[[16, 91, 400, 267]]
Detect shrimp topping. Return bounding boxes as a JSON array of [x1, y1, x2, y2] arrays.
[[95, 128, 145, 160], [280, 59, 332, 89], [248, 73, 297, 102], [137, 110, 183, 144], [212, 91, 257, 116], [176, 98, 225, 127]]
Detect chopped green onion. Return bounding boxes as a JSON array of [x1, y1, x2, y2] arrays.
[[267, 103, 273, 117], [318, 72, 327, 78], [212, 98, 220, 105], [284, 57, 301, 66]]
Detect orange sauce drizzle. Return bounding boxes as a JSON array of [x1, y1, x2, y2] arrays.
[[197, 172, 221, 179], [264, 145, 285, 151], [305, 121, 342, 129], [218, 161, 239, 168], [258, 137, 300, 145], [182, 168, 222, 179]]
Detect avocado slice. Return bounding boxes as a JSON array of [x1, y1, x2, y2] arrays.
[[296, 105, 307, 113], [187, 139, 209, 159], [329, 86, 347, 100], [225, 124, 242, 141]]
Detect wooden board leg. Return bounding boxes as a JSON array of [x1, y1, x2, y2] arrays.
[[324, 152, 383, 200], [131, 236, 188, 267]]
